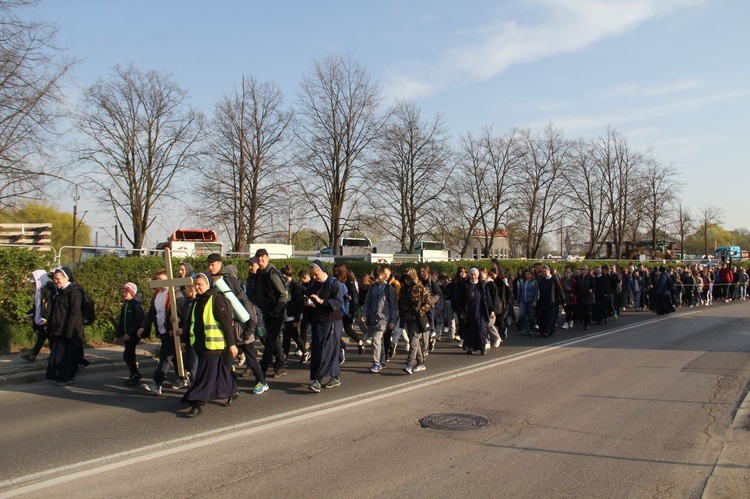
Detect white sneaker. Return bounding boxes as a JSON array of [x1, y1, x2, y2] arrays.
[[568, 321, 574, 328], [173, 376, 190, 389], [562, 322, 569, 329], [492, 338, 502, 348], [485, 342, 491, 351], [141, 381, 161, 395], [458, 339, 464, 348]]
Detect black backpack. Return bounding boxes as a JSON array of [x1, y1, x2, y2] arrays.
[[79, 286, 96, 326]]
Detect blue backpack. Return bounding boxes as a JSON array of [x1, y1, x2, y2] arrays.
[[329, 277, 350, 316]]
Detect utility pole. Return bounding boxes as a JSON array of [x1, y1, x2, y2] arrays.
[[72, 186, 88, 262], [288, 205, 293, 246], [72, 187, 79, 247]]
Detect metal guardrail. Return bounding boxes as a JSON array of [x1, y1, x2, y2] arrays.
[[0, 244, 164, 266], [58, 246, 161, 266]]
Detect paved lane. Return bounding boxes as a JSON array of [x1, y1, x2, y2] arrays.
[[1, 303, 749, 497]]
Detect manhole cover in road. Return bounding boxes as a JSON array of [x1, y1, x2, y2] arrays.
[[419, 413, 490, 431]]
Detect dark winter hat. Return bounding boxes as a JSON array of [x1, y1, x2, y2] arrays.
[[206, 253, 222, 264], [254, 248, 269, 257], [196, 271, 214, 287], [310, 259, 329, 275], [248, 256, 259, 265], [52, 266, 73, 281]]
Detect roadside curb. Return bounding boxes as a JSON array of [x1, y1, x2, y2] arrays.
[[0, 350, 158, 387], [702, 386, 750, 497]]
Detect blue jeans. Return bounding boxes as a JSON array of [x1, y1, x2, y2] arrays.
[[518, 302, 536, 330]]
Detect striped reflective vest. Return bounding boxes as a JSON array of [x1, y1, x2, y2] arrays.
[[190, 296, 225, 350]]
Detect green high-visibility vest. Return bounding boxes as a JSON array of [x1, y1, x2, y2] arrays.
[[190, 296, 225, 350]]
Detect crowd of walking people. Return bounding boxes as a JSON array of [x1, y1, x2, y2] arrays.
[[21, 252, 747, 418]]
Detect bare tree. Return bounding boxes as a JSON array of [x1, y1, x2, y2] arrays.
[[515, 124, 571, 259], [565, 138, 609, 258], [368, 101, 452, 252], [0, 0, 75, 208], [475, 127, 521, 257], [75, 64, 204, 249], [673, 203, 693, 259], [596, 127, 646, 259], [294, 53, 385, 254], [642, 160, 681, 251], [446, 131, 489, 258], [697, 205, 724, 258], [624, 186, 647, 246], [200, 76, 293, 251]]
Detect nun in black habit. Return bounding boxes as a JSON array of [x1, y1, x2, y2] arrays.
[[304, 260, 346, 392]]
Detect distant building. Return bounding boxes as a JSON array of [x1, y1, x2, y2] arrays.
[[451, 230, 510, 260]]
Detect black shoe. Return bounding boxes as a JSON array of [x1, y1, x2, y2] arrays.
[[272, 368, 287, 378], [540, 331, 549, 338], [428, 337, 436, 352], [20, 353, 36, 362], [124, 373, 142, 386], [300, 351, 311, 364], [186, 406, 202, 418], [224, 392, 240, 407], [388, 343, 397, 359], [358, 342, 365, 355]]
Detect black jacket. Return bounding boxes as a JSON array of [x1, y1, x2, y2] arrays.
[[538, 275, 566, 307], [286, 280, 304, 322], [47, 283, 85, 340], [576, 273, 596, 305], [115, 297, 145, 338], [594, 274, 611, 300], [252, 265, 287, 318]]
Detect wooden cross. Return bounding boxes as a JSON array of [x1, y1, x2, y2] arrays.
[[149, 248, 192, 378]]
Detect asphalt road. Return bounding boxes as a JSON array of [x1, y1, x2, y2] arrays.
[[1, 303, 749, 498]]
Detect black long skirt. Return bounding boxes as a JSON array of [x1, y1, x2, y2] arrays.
[[310, 320, 342, 381], [181, 353, 237, 406], [46, 336, 81, 382]]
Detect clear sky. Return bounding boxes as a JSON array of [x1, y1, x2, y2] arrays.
[[27, 0, 750, 246]]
